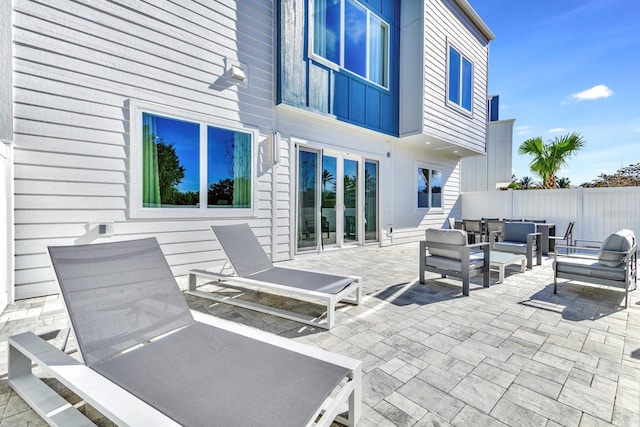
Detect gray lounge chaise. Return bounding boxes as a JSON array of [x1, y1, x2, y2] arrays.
[[8, 238, 361, 426], [554, 229, 637, 308], [188, 224, 362, 329]]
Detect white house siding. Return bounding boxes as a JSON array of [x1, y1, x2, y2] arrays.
[[11, 0, 280, 299], [422, 0, 490, 152]]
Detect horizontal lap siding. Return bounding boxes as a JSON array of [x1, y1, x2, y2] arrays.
[[423, 0, 488, 152], [12, 0, 280, 299]]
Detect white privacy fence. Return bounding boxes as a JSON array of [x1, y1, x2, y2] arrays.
[[461, 187, 640, 242]]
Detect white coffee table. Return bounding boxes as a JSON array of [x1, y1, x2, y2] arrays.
[[490, 251, 526, 283]]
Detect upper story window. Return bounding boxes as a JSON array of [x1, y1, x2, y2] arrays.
[[312, 0, 389, 88], [447, 45, 473, 112], [417, 166, 443, 209], [131, 102, 255, 218]]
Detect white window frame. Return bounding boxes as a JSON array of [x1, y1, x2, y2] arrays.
[[415, 163, 444, 212], [309, 0, 390, 90], [446, 42, 474, 115], [129, 100, 258, 219]]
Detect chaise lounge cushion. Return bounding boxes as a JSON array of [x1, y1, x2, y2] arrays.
[[599, 229, 635, 267], [492, 241, 528, 255], [425, 229, 468, 260]]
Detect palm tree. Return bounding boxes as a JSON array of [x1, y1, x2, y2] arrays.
[[556, 177, 571, 188], [518, 176, 534, 190], [518, 132, 585, 189]]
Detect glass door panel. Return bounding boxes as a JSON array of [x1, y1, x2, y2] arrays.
[[343, 158, 358, 243], [297, 149, 319, 250], [364, 160, 378, 242], [321, 155, 337, 247]]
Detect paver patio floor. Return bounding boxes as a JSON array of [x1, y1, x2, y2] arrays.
[[0, 242, 638, 426]]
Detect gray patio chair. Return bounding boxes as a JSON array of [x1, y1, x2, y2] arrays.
[[187, 224, 362, 329], [419, 228, 490, 296], [8, 238, 361, 426], [462, 219, 483, 244], [549, 221, 575, 250], [491, 221, 541, 269], [485, 219, 504, 242], [554, 229, 637, 308]]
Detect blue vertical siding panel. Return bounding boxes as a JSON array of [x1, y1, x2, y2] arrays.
[[349, 80, 366, 124], [333, 72, 349, 118], [366, 87, 381, 128], [380, 92, 396, 133]]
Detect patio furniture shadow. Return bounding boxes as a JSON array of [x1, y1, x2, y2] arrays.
[[371, 279, 481, 307], [520, 283, 627, 322]]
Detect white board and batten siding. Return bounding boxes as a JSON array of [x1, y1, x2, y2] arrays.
[[11, 0, 282, 299]]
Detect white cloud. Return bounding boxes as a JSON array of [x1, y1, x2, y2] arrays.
[[570, 84, 613, 101], [548, 128, 565, 133], [635, 128, 640, 132], [515, 125, 531, 136]]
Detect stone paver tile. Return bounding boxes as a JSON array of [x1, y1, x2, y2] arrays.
[[449, 374, 505, 413], [383, 334, 429, 358], [414, 411, 452, 427], [451, 405, 507, 427], [440, 325, 473, 341], [379, 357, 407, 375], [416, 365, 462, 393], [612, 405, 640, 427], [419, 348, 459, 370], [359, 404, 397, 427], [373, 399, 416, 427], [567, 367, 594, 386], [447, 359, 475, 378], [398, 377, 465, 421], [532, 350, 575, 372], [614, 385, 640, 413], [578, 413, 616, 426], [558, 377, 616, 422], [471, 361, 517, 388], [499, 335, 541, 358], [471, 330, 507, 347], [362, 368, 404, 406], [385, 392, 428, 421], [513, 370, 562, 399], [422, 332, 462, 353], [581, 339, 623, 363], [511, 327, 548, 346], [507, 353, 571, 383], [346, 329, 386, 350], [503, 383, 582, 427], [392, 363, 422, 383], [490, 398, 548, 427]]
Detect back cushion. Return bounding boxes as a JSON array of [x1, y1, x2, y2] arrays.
[[503, 222, 535, 242], [599, 229, 636, 267], [425, 229, 467, 260]]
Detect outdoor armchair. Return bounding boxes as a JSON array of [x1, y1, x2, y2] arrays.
[[419, 228, 490, 296], [462, 219, 483, 244], [554, 229, 637, 308], [485, 219, 504, 242], [549, 221, 575, 250], [491, 222, 541, 269]]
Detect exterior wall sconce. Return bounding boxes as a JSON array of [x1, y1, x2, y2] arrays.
[[230, 65, 246, 82]]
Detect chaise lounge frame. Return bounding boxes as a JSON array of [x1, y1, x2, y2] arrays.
[[8, 238, 362, 427], [187, 224, 362, 329]]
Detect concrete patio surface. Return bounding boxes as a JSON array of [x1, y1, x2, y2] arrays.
[[0, 242, 638, 426]]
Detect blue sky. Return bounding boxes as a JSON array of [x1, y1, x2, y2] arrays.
[[469, 0, 640, 186]]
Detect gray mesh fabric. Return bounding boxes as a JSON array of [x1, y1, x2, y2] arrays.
[[48, 238, 195, 366], [212, 224, 273, 276], [95, 322, 350, 427], [213, 224, 356, 294], [248, 267, 355, 294]]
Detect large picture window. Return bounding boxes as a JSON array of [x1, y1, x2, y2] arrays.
[[138, 110, 253, 216], [417, 166, 443, 209], [447, 45, 473, 112], [312, 0, 389, 88]]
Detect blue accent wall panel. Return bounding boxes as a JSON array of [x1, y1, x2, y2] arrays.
[[366, 87, 381, 129], [381, 93, 396, 134], [349, 80, 366, 125], [333, 73, 349, 118]]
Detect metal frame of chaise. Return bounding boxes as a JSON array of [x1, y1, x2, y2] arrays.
[[8, 238, 361, 427], [187, 224, 362, 329]]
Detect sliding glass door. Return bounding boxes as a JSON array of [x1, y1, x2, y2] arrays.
[[297, 147, 379, 252]]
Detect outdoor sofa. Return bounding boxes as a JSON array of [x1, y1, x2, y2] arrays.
[[490, 221, 541, 269]]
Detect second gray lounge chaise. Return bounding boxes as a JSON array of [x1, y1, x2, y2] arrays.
[[188, 224, 362, 329]]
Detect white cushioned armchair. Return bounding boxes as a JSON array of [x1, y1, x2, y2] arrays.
[[419, 229, 490, 296], [553, 229, 637, 308]]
